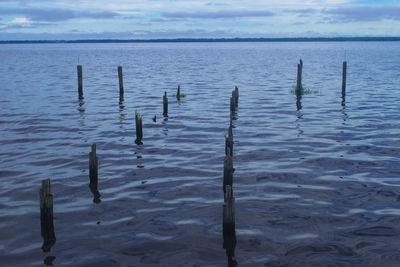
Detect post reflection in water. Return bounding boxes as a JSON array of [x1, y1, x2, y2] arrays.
[[222, 185, 237, 266], [295, 91, 302, 111], [78, 97, 85, 113]]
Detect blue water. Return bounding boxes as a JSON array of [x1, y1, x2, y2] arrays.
[[1, 42, 400, 266]]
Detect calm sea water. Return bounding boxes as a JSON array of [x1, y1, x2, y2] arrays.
[[1, 42, 400, 266]]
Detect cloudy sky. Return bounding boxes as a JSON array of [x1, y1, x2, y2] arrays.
[[0, 0, 400, 40]]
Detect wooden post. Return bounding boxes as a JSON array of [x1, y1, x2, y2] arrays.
[[77, 65, 83, 98], [296, 63, 302, 92], [228, 125, 233, 139], [230, 97, 235, 113], [223, 150, 233, 193], [163, 92, 168, 117], [225, 136, 233, 157], [135, 113, 143, 145], [342, 61, 347, 95], [89, 143, 98, 186], [118, 66, 124, 99], [40, 179, 56, 252], [176, 85, 181, 100], [234, 86, 239, 106]]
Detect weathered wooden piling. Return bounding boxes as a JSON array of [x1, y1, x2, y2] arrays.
[[223, 149, 233, 193], [230, 97, 235, 113], [40, 179, 56, 252], [163, 92, 168, 117], [342, 61, 347, 95], [234, 86, 239, 105], [118, 66, 124, 99], [89, 143, 98, 186], [135, 113, 143, 145], [296, 63, 302, 92], [88, 144, 101, 203], [228, 125, 233, 139], [176, 85, 181, 100], [225, 136, 233, 157], [77, 65, 83, 98]]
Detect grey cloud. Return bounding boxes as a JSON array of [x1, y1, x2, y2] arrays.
[[162, 10, 274, 19], [0, 31, 133, 40], [324, 6, 400, 22], [5, 22, 56, 29], [0, 8, 118, 22], [284, 8, 318, 14]]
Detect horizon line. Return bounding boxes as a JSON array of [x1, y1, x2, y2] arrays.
[[1, 36, 400, 44]]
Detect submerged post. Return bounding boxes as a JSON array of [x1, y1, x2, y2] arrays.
[[163, 92, 168, 117], [342, 61, 347, 95], [40, 179, 56, 252], [77, 65, 83, 98], [118, 66, 124, 99], [135, 112, 143, 145], [89, 143, 98, 186]]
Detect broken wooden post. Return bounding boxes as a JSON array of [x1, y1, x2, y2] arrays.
[[223, 149, 233, 193], [228, 125, 233, 139], [176, 85, 181, 100], [342, 61, 347, 96], [89, 143, 98, 187], [296, 63, 302, 92], [135, 112, 143, 145], [77, 65, 83, 98], [163, 92, 168, 117], [88, 143, 101, 203], [230, 97, 235, 113], [234, 86, 239, 106], [118, 66, 124, 99], [40, 179, 56, 252]]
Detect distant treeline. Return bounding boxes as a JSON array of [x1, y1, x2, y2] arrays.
[[1, 37, 400, 44]]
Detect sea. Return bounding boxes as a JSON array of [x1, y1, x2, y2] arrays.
[[1, 41, 400, 266]]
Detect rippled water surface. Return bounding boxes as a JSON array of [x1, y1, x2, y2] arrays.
[[1, 42, 400, 266]]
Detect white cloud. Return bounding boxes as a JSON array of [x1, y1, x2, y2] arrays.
[[11, 17, 31, 24]]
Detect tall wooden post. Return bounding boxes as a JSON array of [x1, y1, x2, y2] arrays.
[[296, 63, 302, 92], [118, 66, 124, 99], [77, 65, 83, 98], [89, 143, 98, 186], [342, 61, 347, 95]]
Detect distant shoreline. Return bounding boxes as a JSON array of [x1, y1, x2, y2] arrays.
[[1, 37, 400, 44]]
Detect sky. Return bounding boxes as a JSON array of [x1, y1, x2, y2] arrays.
[[0, 0, 400, 40]]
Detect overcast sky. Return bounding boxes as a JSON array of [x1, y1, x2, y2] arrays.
[[0, 0, 400, 40]]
